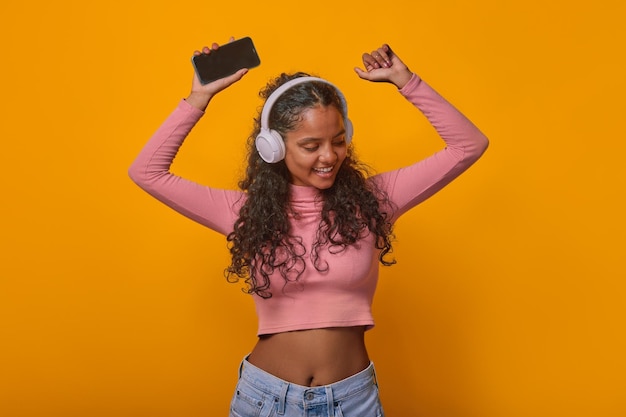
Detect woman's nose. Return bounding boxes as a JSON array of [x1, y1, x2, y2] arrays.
[[318, 144, 337, 163]]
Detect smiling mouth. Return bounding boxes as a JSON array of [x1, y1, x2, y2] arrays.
[[313, 167, 333, 174]]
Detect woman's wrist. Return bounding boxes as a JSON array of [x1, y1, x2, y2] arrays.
[[185, 91, 213, 111], [391, 70, 413, 90]]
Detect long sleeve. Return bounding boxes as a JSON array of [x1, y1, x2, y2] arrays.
[[128, 99, 245, 236], [373, 74, 489, 221]]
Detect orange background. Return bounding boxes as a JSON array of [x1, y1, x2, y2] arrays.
[[1, 1, 625, 416]]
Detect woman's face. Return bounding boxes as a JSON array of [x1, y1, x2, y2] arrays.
[[283, 105, 348, 189]]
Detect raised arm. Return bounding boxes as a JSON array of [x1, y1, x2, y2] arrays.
[[355, 44, 489, 220], [128, 40, 249, 235]]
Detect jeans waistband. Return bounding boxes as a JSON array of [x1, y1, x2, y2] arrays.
[[237, 356, 378, 415]]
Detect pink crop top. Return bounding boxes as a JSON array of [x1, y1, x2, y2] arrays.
[[128, 74, 488, 335]]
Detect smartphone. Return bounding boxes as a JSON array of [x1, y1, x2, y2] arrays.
[[191, 37, 261, 85]]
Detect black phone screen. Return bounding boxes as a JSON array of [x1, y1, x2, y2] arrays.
[[191, 37, 261, 85]]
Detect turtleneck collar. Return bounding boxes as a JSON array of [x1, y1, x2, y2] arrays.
[[288, 184, 325, 211], [289, 183, 322, 199]]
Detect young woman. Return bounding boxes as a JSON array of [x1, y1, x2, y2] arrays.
[[129, 39, 488, 417]]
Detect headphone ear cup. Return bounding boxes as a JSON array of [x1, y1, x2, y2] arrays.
[[255, 128, 286, 163], [344, 118, 354, 144]]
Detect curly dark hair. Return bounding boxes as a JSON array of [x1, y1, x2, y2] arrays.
[[225, 72, 396, 298]]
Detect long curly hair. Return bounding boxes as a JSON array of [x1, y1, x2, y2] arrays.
[[225, 72, 396, 298]]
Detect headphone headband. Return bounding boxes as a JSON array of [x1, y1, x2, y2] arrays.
[[255, 76, 353, 163], [260, 77, 349, 131]]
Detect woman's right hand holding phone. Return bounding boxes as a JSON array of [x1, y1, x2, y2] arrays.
[[186, 38, 249, 111]]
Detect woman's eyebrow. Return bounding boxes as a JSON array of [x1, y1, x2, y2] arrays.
[[296, 130, 346, 143]]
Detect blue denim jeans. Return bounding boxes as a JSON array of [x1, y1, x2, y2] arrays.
[[228, 356, 384, 417]]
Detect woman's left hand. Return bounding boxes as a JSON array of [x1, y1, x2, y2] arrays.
[[354, 44, 413, 89]]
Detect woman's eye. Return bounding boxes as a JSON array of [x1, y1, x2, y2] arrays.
[[303, 146, 319, 152]]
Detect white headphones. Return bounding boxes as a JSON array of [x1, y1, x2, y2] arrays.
[[255, 77, 353, 163]]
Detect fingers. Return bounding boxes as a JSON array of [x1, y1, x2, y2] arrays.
[[355, 43, 411, 86], [362, 44, 392, 70], [193, 39, 230, 56]]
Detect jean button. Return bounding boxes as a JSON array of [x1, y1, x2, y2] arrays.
[[305, 392, 314, 401]]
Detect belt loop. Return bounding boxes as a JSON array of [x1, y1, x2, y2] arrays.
[[325, 385, 335, 417], [371, 362, 378, 387], [277, 381, 288, 415], [237, 357, 245, 379]]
